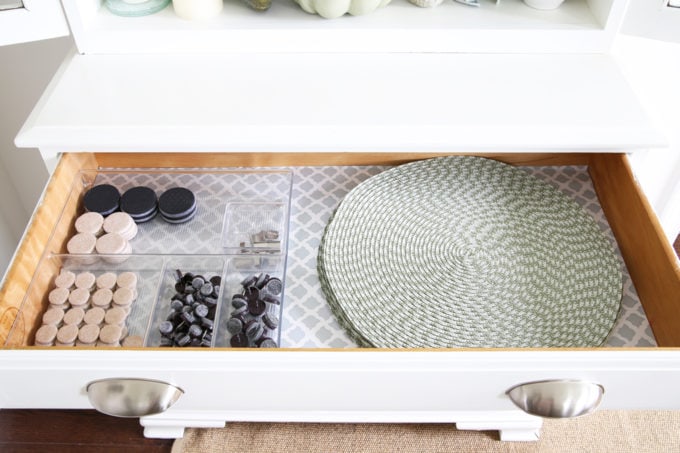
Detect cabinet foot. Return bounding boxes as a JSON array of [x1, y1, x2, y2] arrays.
[[140, 414, 226, 439], [456, 414, 543, 442], [142, 424, 186, 439], [498, 427, 542, 441]]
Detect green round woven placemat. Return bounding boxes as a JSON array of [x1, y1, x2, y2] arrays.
[[317, 156, 622, 348]]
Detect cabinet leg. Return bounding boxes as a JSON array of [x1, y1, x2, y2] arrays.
[[456, 415, 543, 442], [498, 427, 542, 441], [142, 424, 186, 439], [139, 414, 226, 439]]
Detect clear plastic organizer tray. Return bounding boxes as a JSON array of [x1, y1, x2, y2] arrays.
[[5, 169, 292, 348], [6, 253, 286, 348], [58, 169, 294, 255]]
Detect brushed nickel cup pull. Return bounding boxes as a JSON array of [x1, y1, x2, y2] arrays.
[[86, 378, 184, 417], [506, 379, 604, 418]]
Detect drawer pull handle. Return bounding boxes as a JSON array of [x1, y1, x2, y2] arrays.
[[506, 379, 604, 418], [86, 378, 184, 418]]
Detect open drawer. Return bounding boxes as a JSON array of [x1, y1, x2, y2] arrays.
[[0, 151, 678, 441]]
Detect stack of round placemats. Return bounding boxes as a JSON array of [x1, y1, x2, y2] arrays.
[[317, 156, 622, 348]]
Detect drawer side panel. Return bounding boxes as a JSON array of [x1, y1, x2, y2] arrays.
[[589, 154, 680, 346], [0, 153, 98, 345]]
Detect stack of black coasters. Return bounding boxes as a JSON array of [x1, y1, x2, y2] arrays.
[[83, 184, 121, 216], [120, 186, 159, 224], [158, 187, 197, 224], [84, 184, 196, 225]]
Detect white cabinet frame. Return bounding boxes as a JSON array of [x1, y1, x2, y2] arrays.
[[0, 0, 69, 46], [622, 0, 680, 43]]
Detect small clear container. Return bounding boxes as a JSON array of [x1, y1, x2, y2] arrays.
[[144, 256, 227, 348], [222, 201, 288, 254], [215, 255, 286, 348]]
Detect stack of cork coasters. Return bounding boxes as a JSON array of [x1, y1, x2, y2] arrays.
[[35, 270, 143, 347], [317, 156, 623, 348], [68, 211, 137, 264]]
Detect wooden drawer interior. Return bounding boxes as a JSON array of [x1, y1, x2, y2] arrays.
[[1, 152, 678, 348]]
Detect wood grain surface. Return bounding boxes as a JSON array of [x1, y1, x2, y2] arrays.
[[589, 154, 680, 347], [0, 153, 97, 346], [93, 152, 592, 168], [0, 410, 173, 453]]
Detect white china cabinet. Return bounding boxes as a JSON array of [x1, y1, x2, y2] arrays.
[[0, 0, 679, 442]]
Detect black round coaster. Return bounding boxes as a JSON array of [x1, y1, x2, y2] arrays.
[[161, 205, 197, 224], [120, 186, 158, 220], [158, 187, 196, 219], [83, 184, 120, 216], [133, 207, 159, 224]]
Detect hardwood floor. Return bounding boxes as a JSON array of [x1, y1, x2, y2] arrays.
[[0, 236, 678, 451], [0, 410, 174, 453]]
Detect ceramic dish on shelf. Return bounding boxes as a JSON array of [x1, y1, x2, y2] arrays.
[[523, 0, 566, 9], [105, 0, 170, 16], [408, 0, 445, 7], [294, 0, 392, 19]]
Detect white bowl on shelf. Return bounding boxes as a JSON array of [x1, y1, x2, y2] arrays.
[[523, 0, 565, 9], [294, 0, 392, 19]]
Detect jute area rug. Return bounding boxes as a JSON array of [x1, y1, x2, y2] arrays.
[[173, 411, 680, 453]]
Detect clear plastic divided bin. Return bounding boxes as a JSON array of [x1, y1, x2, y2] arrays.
[[144, 256, 227, 348], [4, 168, 293, 349], [6, 254, 165, 348], [68, 168, 294, 256], [222, 201, 288, 254], [215, 254, 286, 348]]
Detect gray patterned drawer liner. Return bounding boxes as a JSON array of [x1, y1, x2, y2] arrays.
[[283, 165, 655, 348], [84, 166, 655, 349]]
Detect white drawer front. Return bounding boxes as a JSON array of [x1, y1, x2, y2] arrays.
[[1, 350, 679, 413]]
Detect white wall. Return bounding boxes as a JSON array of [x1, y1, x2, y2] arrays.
[[0, 36, 72, 280], [0, 159, 25, 273]]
